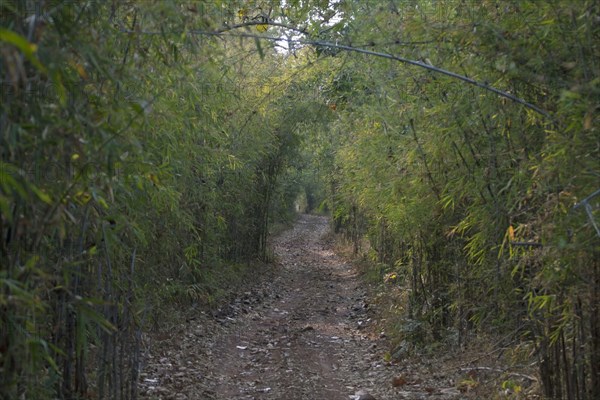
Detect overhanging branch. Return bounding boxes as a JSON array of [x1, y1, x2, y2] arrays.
[[118, 24, 552, 119], [307, 40, 551, 119], [214, 20, 308, 35]]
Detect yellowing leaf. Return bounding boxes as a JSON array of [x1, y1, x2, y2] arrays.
[[508, 225, 515, 241], [256, 24, 268, 32], [237, 8, 247, 18], [148, 174, 160, 186], [71, 153, 80, 161], [96, 197, 109, 209], [384, 272, 398, 283], [75, 191, 91, 205], [70, 61, 88, 80]]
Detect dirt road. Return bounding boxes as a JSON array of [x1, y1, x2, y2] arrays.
[[209, 214, 378, 399], [140, 215, 461, 399]]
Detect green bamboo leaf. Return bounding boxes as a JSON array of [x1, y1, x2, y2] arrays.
[[0, 163, 28, 200], [50, 69, 67, 107], [76, 300, 116, 334], [24, 255, 40, 269], [27, 338, 59, 372], [29, 184, 52, 205], [0, 28, 47, 73]]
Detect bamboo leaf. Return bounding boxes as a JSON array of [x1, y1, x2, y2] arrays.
[[0, 28, 47, 73]]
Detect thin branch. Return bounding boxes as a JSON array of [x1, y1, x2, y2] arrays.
[[117, 25, 552, 119], [353, 39, 438, 48], [459, 367, 538, 382], [573, 188, 600, 238], [307, 40, 551, 119], [573, 188, 600, 210], [510, 241, 544, 248], [215, 20, 307, 35]]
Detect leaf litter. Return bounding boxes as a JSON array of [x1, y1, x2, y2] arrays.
[[139, 214, 529, 399]]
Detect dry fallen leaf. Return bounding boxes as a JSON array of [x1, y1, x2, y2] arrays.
[[392, 375, 407, 387]]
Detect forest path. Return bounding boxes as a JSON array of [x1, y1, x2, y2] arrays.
[[140, 215, 461, 399]]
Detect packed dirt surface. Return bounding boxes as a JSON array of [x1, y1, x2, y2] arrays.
[[138, 215, 466, 399]]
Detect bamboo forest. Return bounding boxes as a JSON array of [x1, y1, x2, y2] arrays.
[[0, 1, 598, 399]]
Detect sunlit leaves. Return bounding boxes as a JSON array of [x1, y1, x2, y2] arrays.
[[313, 4, 598, 397]]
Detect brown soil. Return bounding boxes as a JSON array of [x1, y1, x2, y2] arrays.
[[138, 214, 530, 399]]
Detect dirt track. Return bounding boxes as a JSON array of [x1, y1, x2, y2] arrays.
[[139, 215, 462, 399]]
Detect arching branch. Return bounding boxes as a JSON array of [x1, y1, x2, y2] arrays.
[[117, 24, 552, 119], [307, 40, 551, 119]]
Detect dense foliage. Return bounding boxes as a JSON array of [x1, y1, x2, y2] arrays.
[[316, 2, 599, 399], [0, 0, 598, 399], [0, 1, 302, 398]]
